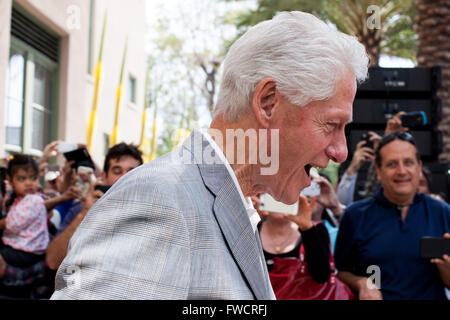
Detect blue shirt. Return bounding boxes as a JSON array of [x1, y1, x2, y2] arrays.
[[57, 203, 83, 235], [323, 219, 338, 255], [54, 200, 75, 222], [335, 188, 450, 300]]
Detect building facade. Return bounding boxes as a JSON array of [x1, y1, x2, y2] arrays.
[[0, 0, 146, 165]]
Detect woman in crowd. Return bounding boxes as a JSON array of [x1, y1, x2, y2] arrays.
[[254, 193, 335, 299]]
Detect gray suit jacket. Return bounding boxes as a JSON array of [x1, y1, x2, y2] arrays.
[[51, 130, 275, 300]]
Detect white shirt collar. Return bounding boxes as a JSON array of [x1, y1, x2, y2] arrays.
[[201, 129, 261, 232]]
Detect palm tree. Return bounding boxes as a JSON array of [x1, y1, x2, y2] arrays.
[[415, 0, 450, 162], [231, 0, 416, 66]]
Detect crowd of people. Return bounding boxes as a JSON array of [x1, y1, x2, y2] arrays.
[[252, 112, 450, 300], [0, 141, 143, 299], [0, 10, 449, 301]]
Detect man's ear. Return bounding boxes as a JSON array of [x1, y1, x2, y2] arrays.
[[376, 165, 382, 182], [252, 78, 278, 128], [419, 160, 423, 177]]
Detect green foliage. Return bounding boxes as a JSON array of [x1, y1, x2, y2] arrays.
[[228, 0, 417, 63]]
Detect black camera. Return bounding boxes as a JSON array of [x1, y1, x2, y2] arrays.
[[94, 185, 111, 194], [400, 111, 427, 128], [63, 148, 95, 170], [361, 133, 374, 150]]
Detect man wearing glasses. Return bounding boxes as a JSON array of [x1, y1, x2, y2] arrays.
[[334, 132, 450, 300]]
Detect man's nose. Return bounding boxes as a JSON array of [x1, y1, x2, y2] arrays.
[[325, 133, 348, 163], [396, 163, 407, 174]]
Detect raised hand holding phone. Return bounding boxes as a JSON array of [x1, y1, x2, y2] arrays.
[[76, 166, 96, 199], [429, 233, 450, 289], [284, 195, 316, 231]]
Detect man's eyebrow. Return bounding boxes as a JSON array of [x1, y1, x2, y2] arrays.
[[326, 109, 352, 123]]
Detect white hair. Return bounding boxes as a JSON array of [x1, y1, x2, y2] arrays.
[[214, 11, 369, 122]]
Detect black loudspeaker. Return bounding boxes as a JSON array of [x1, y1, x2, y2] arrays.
[[352, 98, 441, 127], [347, 66, 443, 163], [356, 67, 441, 97]]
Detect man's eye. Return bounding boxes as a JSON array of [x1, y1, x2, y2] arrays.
[[387, 162, 396, 168], [327, 123, 338, 130]]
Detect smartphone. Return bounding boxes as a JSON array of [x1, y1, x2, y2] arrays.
[[401, 111, 427, 128], [420, 237, 450, 259], [259, 193, 299, 215], [361, 133, 374, 150], [58, 142, 78, 153], [76, 166, 95, 199], [94, 185, 111, 194], [300, 181, 321, 197], [63, 148, 95, 170]]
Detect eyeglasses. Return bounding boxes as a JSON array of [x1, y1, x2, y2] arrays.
[[378, 131, 416, 150], [375, 131, 419, 167]]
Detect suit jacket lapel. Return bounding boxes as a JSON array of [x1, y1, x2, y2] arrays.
[[181, 130, 272, 300]]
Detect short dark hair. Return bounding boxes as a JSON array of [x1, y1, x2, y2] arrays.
[[375, 132, 421, 168], [103, 143, 143, 174], [7, 154, 39, 178]]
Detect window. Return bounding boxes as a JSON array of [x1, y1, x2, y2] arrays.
[[5, 7, 59, 157], [129, 75, 136, 103], [5, 49, 25, 147], [5, 38, 58, 156]]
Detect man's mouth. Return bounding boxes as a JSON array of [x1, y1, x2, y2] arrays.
[[304, 164, 312, 178], [394, 179, 411, 184]]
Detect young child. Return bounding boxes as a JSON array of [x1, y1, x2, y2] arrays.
[[0, 155, 49, 278]]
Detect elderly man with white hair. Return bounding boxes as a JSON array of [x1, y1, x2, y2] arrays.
[[52, 11, 368, 300]]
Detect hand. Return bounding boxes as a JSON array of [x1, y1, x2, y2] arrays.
[[430, 233, 450, 275], [82, 182, 104, 212], [41, 141, 60, 161], [347, 141, 375, 175], [61, 185, 81, 202], [284, 195, 316, 231], [368, 131, 382, 151], [358, 278, 383, 300], [62, 160, 75, 178], [250, 195, 269, 218], [313, 176, 344, 216], [385, 111, 409, 135], [61, 160, 76, 193], [77, 143, 87, 149]]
